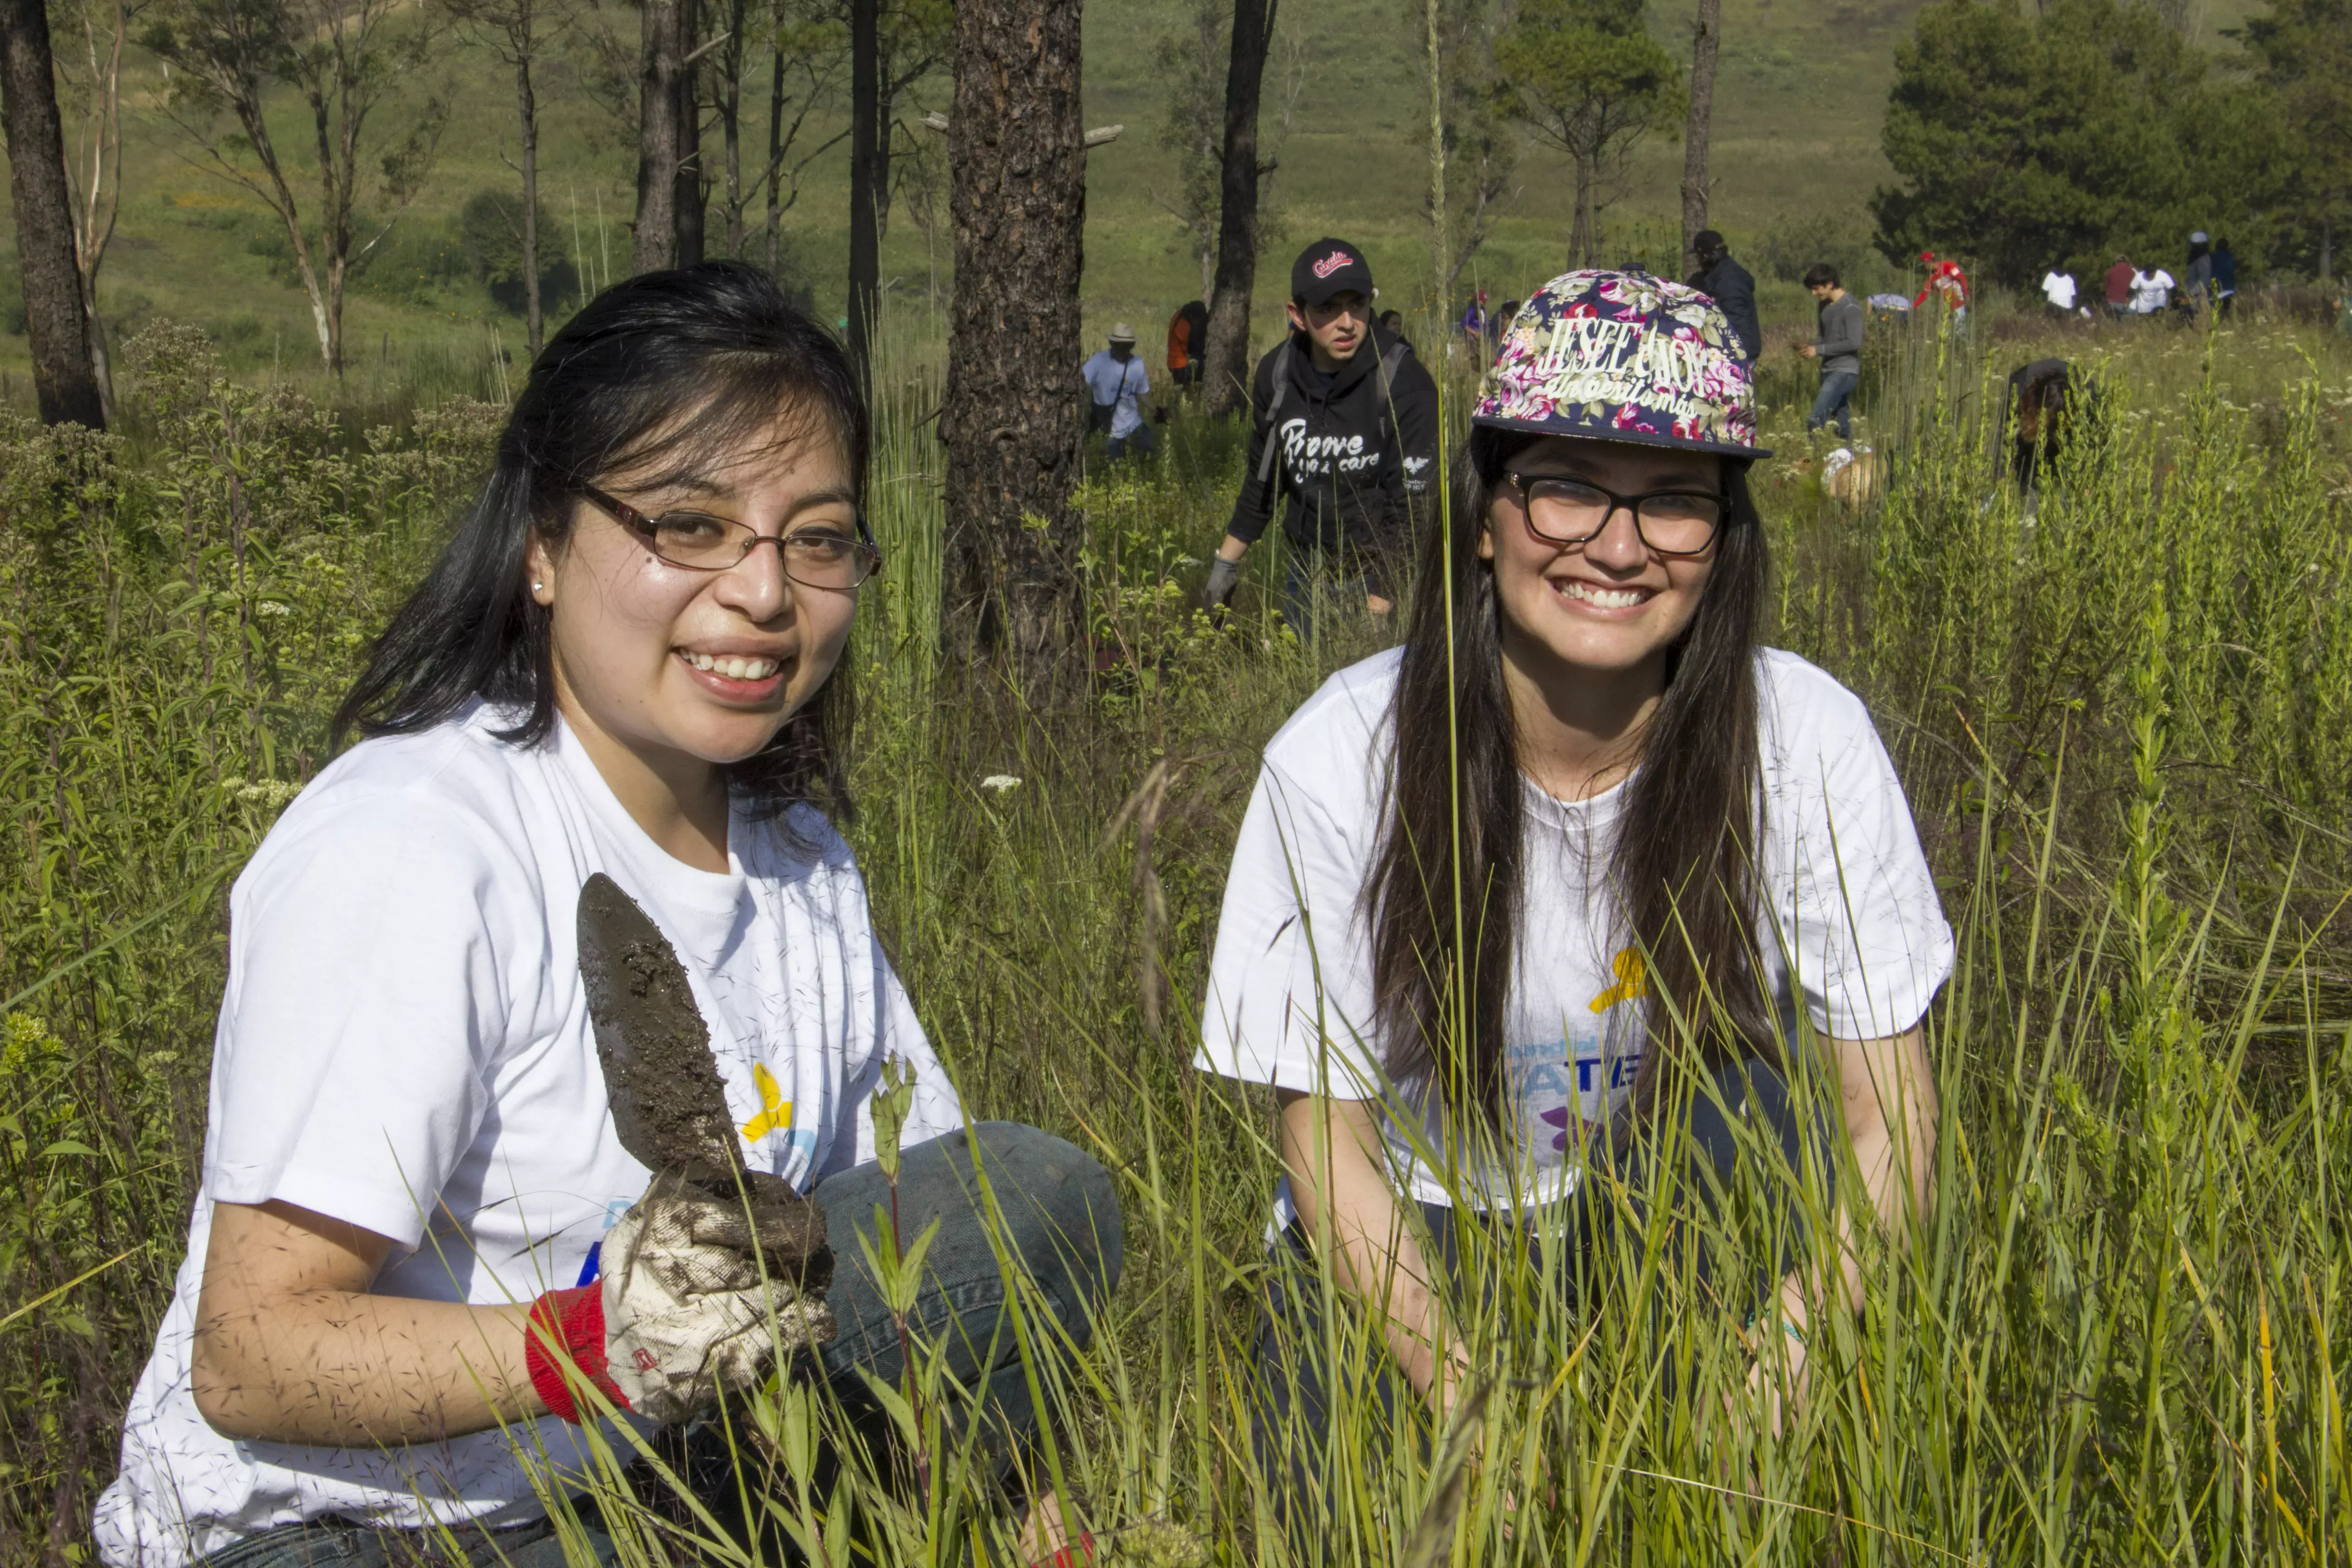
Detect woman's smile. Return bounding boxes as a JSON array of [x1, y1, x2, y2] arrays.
[[1545, 574, 1657, 614], [676, 644, 790, 701]]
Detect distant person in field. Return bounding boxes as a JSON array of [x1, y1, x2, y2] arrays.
[[1688, 230, 1762, 362], [2183, 232, 2214, 314], [2210, 239, 2238, 319], [2040, 264, 2079, 318], [1378, 307, 1411, 349], [1202, 239, 1438, 632], [1912, 251, 1970, 321], [2005, 357, 2076, 500], [2104, 254, 2136, 318], [2130, 260, 2176, 316], [93, 263, 1119, 1568], [1167, 299, 1209, 387], [1201, 269, 1948, 1520], [1458, 289, 1491, 350], [1083, 323, 1156, 461], [1799, 263, 1863, 440]]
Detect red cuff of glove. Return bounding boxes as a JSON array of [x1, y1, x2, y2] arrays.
[[525, 1284, 629, 1424]]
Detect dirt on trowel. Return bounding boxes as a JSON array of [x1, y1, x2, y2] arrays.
[[577, 872, 829, 1288]]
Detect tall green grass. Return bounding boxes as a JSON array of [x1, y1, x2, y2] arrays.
[[2, 310, 2348, 1564]]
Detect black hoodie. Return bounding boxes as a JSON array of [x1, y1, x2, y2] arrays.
[[1225, 323, 1440, 555]]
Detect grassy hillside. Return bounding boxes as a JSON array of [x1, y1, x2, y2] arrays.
[[0, 0, 2270, 399]]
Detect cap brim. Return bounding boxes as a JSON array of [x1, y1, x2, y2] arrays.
[[1469, 412, 1771, 461]]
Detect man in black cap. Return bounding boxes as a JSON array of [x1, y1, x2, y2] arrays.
[[1200, 237, 1438, 633], [1687, 230, 1762, 365]]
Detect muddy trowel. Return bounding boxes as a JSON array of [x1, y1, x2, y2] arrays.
[[577, 872, 831, 1290]]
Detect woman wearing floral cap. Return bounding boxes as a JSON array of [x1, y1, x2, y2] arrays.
[[1196, 271, 1951, 1512]]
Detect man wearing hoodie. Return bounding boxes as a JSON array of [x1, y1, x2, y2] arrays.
[[1200, 238, 1439, 631], [1687, 230, 1763, 363]]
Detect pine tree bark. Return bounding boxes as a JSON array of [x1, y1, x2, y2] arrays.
[[634, 0, 681, 272], [1678, 0, 1720, 279], [1201, 0, 1274, 418], [0, 0, 105, 428], [845, 0, 879, 383], [942, 0, 1085, 689], [672, 0, 702, 264], [515, 46, 544, 354]]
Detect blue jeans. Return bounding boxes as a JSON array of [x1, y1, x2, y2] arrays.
[[1105, 423, 1156, 461], [1279, 544, 1400, 641], [1808, 370, 1859, 438], [1249, 1056, 1831, 1530], [190, 1123, 1122, 1568]]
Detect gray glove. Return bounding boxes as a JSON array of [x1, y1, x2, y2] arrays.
[[1202, 555, 1243, 611], [601, 1172, 836, 1423]]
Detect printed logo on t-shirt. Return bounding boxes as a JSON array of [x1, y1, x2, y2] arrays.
[[1524, 947, 1649, 1153], [740, 1059, 819, 1170]]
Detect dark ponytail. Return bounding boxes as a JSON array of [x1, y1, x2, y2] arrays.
[[1365, 424, 1774, 1123], [333, 261, 870, 823]]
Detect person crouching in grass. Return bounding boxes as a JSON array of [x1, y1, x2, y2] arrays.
[[96, 263, 1120, 1568], [1196, 270, 1951, 1524]]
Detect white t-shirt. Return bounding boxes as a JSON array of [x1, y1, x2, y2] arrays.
[[96, 701, 961, 1568], [2041, 271, 2077, 310], [2132, 269, 2175, 313], [1195, 648, 1952, 1220]]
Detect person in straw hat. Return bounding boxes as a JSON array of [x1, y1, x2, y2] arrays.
[[1082, 323, 1156, 461], [1196, 269, 1951, 1517]]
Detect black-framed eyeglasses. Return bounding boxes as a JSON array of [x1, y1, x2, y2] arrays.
[[581, 485, 883, 589], [1504, 471, 1728, 558]]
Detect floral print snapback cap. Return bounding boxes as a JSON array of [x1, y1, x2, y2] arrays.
[[1471, 269, 1770, 458]]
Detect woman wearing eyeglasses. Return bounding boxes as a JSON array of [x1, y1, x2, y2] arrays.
[[1197, 272, 1951, 1511], [98, 265, 1120, 1568]]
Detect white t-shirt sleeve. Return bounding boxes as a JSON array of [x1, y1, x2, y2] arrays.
[[1197, 755, 1387, 1100], [206, 794, 525, 1249], [1760, 661, 1954, 1042]]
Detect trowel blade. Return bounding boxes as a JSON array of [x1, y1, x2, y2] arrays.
[[576, 872, 744, 1181]]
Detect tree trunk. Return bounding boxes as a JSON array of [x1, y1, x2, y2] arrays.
[[764, 36, 786, 273], [0, 0, 104, 428], [720, 0, 745, 257], [943, 0, 1085, 690], [634, 0, 681, 271], [847, 0, 880, 382], [518, 52, 543, 354], [672, 0, 703, 264], [1678, 0, 1720, 279], [1201, 0, 1274, 418], [1569, 158, 1596, 268]]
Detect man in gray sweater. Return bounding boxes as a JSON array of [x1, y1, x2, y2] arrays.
[[1799, 263, 1865, 439]]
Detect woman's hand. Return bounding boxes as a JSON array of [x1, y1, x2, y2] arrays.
[[1275, 1091, 1468, 1413], [529, 1172, 835, 1425]]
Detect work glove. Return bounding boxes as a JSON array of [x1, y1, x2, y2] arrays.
[[526, 1170, 836, 1425], [1201, 556, 1243, 612]]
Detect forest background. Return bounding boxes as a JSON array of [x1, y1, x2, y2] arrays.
[[0, 0, 2347, 397]]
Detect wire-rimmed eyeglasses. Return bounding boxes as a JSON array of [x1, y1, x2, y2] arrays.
[[582, 485, 882, 589]]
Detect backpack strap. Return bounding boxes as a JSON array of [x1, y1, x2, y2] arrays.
[[1372, 340, 1407, 442], [1253, 340, 1295, 488]]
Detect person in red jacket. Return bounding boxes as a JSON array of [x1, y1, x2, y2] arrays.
[[1912, 251, 1970, 319], [2103, 255, 2136, 318], [1167, 299, 1208, 387]]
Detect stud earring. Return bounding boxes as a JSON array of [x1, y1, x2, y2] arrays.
[[532, 581, 543, 592]]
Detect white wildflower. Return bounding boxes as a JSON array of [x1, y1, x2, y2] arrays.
[[980, 775, 1022, 792]]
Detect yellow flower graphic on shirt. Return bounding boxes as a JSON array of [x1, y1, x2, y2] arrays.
[[1589, 947, 1648, 1013], [741, 1061, 794, 1140]]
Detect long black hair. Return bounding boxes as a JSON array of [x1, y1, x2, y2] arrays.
[[1364, 423, 1774, 1122], [333, 262, 870, 821]]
